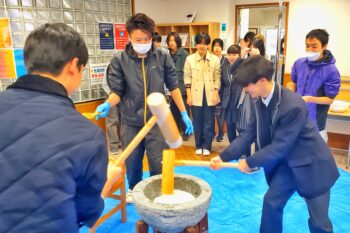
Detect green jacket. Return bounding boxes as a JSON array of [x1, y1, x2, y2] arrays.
[[171, 47, 189, 95]]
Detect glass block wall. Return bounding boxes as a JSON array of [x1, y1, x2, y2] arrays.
[[0, 0, 132, 103]]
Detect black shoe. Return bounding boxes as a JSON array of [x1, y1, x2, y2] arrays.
[[216, 135, 224, 142], [182, 133, 190, 141], [249, 167, 261, 174]]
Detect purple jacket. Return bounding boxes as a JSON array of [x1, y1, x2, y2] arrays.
[[291, 50, 340, 130]]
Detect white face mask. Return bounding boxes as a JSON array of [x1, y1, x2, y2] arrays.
[[132, 41, 152, 54], [306, 51, 321, 61]]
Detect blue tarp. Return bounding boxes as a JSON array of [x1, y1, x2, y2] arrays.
[[80, 167, 350, 233]]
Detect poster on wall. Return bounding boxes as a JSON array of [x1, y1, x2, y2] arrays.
[[99, 22, 115, 50], [114, 24, 129, 50], [89, 64, 107, 86], [0, 49, 16, 79], [0, 18, 12, 48], [220, 22, 227, 40], [14, 49, 27, 78]]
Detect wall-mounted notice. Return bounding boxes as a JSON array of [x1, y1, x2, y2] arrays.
[[99, 22, 115, 50], [114, 23, 129, 50], [14, 49, 27, 78], [90, 64, 107, 85], [0, 49, 16, 79], [0, 18, 12, 48]]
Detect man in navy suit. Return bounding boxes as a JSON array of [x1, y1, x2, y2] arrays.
[[210, 55, 339, 233]]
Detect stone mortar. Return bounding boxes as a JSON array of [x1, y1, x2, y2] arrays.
[[133, 174, 212, 233]]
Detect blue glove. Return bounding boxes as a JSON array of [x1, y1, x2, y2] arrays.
[[95, 102, 111, 120], [181, 111, 193, 135]]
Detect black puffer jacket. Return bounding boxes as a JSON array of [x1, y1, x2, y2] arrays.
[[107, 43, 179, 127]]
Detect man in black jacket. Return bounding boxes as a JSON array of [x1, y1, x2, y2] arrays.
[[95, 13, 193, 203], [0, 23, 108, 232], [211, 56, 339, 233]]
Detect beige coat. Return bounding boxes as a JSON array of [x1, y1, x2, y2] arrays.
[[184, 51, 221, 106]]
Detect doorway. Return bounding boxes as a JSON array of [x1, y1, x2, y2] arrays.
[[235, 2, 289, 84]]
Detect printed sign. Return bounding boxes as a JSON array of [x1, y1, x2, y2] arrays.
[[90, 64, 107, 85], [14, 49, 27, 78], [99, 22, 115, 50], [114, 23, 129, 50], [0, 18, 12, 48], [0, 49, 16, 79]]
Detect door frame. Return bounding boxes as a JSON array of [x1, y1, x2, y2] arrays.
[[234, 2, 289, 56]]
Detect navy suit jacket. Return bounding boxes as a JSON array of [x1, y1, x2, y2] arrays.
[[220, 83, 339, 198]]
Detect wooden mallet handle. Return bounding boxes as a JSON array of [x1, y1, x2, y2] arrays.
[[175, 160, 239, 168]]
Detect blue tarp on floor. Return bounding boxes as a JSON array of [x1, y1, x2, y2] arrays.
[[80, 167, 350, 233]]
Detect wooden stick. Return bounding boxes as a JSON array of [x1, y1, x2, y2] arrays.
[[174, 160, 239, 168], [114, 116, 158, 166], [161, 150, 175, 195]]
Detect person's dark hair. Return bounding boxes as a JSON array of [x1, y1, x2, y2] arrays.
[[227, 45, 241, 55], [195, 32, 211, 45], [126, 13, 155, 36], [243, 31, 256, 43], [153, 32, 162, 43], [306, 29, 329, 47], [250, 35, 266, 56], [166, 32, 182, 49], [234, 55, 274, 87], [212, 38, 224, 51], [24, 23, 88, 75]]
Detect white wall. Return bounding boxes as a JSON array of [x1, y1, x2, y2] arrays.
[[135, 0, 350, 75], [285, 0, 349, 75]]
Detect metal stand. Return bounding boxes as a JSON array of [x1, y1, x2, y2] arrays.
[[135, 213, 208, 233]]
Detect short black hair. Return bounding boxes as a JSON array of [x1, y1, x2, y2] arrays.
[[244, 31, 256, 43], [227, 45, 241, 55], [166, 32, 182, 48], [212, 38, 224, 51], [195, 32, 211, 45], [24, 23, 88, 75], [306, 29, 329, 47], [126, 13, 155, 36], [234, 55, 274, 87], [153, 32, 162, 43], [250, 35, 266, 56]]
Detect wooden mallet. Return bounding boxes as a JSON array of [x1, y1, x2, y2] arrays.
[[102, 93, 183, 197], [147, 94, 239, 195]]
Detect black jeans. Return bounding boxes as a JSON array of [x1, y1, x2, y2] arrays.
[[121, 123, 168, 190], [191, 94, 215, 151]]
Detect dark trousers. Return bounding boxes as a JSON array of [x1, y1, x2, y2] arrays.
[[170, 95, 190, 134], [106, 105, 120, 152], [236, 127, 252, 157], [215, 106, 224, 139], [191, 94, 215, 151], [121, 123, 168, 190], [224, 108, 237, 143], [226, 121, 236, 143], [260, 165, 333, 233], [214, 106, 236, 143]]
